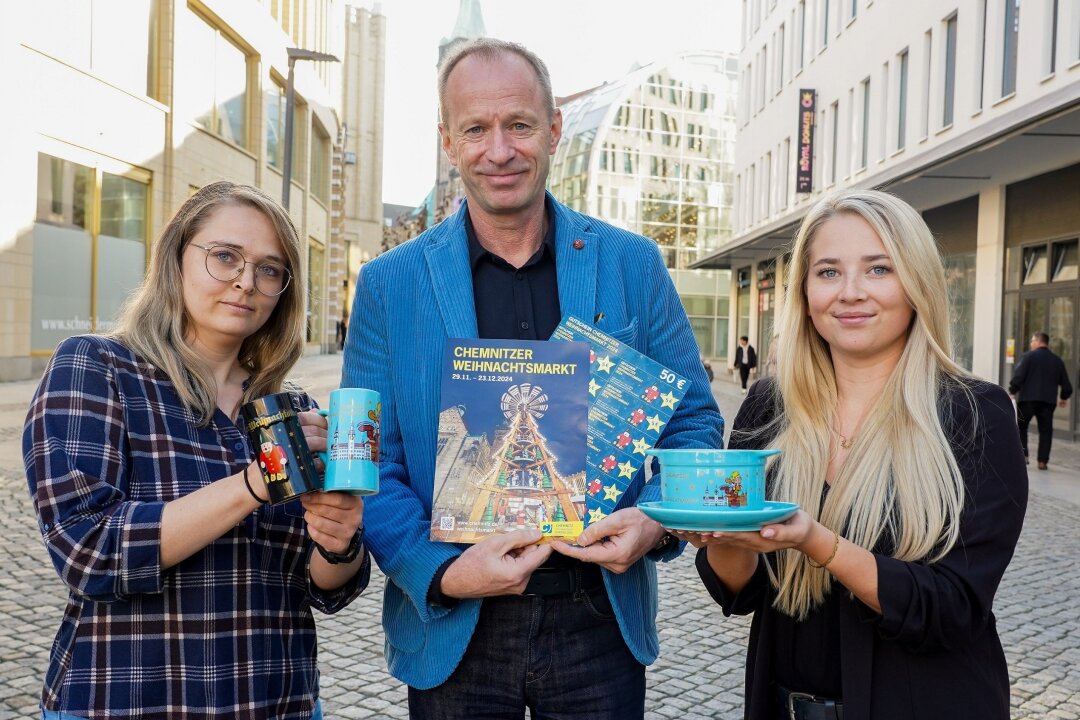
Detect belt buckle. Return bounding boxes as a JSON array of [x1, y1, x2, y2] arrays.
[[787, 691, 817, 720]]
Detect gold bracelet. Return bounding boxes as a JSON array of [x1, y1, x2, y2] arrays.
[[807, 529, 840, 569]]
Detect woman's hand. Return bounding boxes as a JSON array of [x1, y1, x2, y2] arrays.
[[298, 410, 328, 471], [301, 491, 364, 555], [670, 509, 817, 553]]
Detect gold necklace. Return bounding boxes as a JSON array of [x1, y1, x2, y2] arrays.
[[837, 430, 854, 449]]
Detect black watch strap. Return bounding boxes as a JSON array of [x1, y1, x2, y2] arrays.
[[315, 526, 364, 565]]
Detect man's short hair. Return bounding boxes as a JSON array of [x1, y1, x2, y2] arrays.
[[437, 38, 555, 124], [739, 336, 749, 343], [1034, 332, 1050, 345]]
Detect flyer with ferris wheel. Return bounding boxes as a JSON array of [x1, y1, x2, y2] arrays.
[[430, 338, 590, 544]]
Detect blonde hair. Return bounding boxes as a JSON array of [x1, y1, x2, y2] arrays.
[[758, 189, 971, 618], [110, 181, 306, 426]]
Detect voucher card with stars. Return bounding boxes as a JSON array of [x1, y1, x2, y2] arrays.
[[551, 316, 689, 526]]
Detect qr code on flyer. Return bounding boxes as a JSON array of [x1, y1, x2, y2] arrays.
[[438, 516, 455, 531]]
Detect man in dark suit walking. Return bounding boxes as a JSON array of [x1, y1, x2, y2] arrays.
[[733, 335, 757, 394], [1009, 331, 1073, 470]]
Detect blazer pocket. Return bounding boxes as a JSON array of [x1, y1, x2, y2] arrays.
[[606, 317, 639, 349]]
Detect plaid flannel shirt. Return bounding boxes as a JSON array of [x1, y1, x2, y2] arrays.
[[23, 335, 368, 719]]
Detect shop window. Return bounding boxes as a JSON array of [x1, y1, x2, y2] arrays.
[[32, 154, 149, 351]]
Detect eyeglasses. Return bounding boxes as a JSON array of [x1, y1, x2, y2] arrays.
[[189, 243, 292, 297]]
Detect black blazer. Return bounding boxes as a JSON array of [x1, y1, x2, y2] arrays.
[[697, 377, 1028, 720], [734, 345, 757, 369], [1009, 346, 1073, 404]]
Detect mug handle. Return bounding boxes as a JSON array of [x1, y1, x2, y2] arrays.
[[315, 409, 329, 464]]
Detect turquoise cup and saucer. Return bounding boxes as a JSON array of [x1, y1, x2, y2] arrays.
[[639, 448, 798, 532]]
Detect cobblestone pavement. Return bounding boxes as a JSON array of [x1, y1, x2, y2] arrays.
[[1, 354, 1078, 719]]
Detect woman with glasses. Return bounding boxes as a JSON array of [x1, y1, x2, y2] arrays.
[[24, 181, 368, 720], [674, 191, 1026, 719]]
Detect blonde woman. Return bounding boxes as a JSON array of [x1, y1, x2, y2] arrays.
[[25, 182, 367, 719], [674, 190, 1026, 719]]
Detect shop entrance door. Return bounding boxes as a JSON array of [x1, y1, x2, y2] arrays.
[[1016, 291, 1078, 439]]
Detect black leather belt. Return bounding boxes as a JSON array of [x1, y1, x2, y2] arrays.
[[773, 684, 844, 720], [520, 562, 603, 596]]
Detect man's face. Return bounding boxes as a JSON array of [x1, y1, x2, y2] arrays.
[[438, 52, 562, 222]]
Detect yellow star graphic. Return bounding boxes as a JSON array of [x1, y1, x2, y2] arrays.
[[596, 355, 614, 373], [646, 414, 664, 433], [660, 391, 678, 409], [588, 507, 607, 524], [602, 483, 623, 502], [589, 378, 601, 397], [618, 460, 635, 479], [632, 437, 650, 455]]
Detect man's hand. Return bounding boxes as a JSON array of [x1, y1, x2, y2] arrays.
[[550, 508, 667, 574], [439, 530, 553, 599]]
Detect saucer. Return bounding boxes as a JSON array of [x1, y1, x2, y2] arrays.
[[638, 501, 799, 532]]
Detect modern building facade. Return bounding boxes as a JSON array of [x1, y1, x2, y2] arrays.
[[548, 51, 740, 358], [0, 0, 386, 380], [697, 0, 1080, 439]]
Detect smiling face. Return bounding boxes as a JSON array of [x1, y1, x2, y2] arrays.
[[180, 203, 285, 354], [438, 51, 562, 223], [805, 212, 914, 366]]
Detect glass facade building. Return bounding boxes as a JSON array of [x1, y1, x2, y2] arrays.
[[548, 51, 739, 357]]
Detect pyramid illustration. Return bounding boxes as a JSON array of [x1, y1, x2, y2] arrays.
[[466, 383, 579, 528]]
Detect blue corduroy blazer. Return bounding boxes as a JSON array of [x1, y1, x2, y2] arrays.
[[341, 193, 725, 689]]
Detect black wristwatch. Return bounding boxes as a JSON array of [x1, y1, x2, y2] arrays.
[[315, 527, 364, 565]]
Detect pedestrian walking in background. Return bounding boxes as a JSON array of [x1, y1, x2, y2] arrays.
[[341, 38, 723, 720], [733, 335, 757, 393], [1009, 332, 1073, 470], [672, 190, 1027, 719], [23, 182, 369, 719]]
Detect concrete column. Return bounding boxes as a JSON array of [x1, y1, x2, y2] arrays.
[[971, 185, 1006, 382]]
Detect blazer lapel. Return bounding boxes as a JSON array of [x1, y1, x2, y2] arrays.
[[425, 208, 478, 339], [552, 197, 598, 329]]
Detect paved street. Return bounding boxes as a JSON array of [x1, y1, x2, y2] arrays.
[[2, 352, 1079, 719]]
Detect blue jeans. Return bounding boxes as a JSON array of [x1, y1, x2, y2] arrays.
[[42, 699, 324, 719], [408, 585, 646, 719]]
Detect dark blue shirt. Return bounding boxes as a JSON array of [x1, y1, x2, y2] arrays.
[[466, 200, 561, 341]]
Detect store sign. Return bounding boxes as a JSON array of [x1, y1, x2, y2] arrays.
[[796, 89, 816, 193]]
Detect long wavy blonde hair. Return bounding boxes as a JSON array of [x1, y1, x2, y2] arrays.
[[758, 190, 972, 619], [110, 181, 306, 426]]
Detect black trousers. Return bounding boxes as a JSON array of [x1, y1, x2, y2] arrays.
[[738, 366, 751, 389], [1017, 400, 1056, 463]]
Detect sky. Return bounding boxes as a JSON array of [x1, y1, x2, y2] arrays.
[[374, 0, 742, 207]]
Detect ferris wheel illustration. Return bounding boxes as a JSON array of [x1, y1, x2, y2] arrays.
[[500, 383, 548, 420]]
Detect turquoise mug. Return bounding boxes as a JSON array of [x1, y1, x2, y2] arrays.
[[316, 388, 381, 495]]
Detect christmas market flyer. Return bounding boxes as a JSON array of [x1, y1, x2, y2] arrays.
[[429, 338, 590, 544], [551, 316, 689, 525]]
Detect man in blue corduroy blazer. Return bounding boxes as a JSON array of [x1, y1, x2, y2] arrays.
[[342, 37, 724, 719]]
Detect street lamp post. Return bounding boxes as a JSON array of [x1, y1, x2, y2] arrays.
[[282, 47, 339, 209]]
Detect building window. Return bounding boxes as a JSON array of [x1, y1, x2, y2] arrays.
[[798, 0, 807, 71], [921, 30, 932, 140], [780, 138, 791, 209], [266, 80, 286, 169], [777, 23, 786, 90], [850, 0, 858, 21], [1002, 0, 1020, 97], [1045, 0, 1059, 74], [763, 151, 772, 218], [829, 100, 839, 185], [897, 48, 909, 150], [307, 240, 326, 344], [310, 120, 331, 203], [32, 154, 149, 351], [976, 0, 988, 110], [943, 14, 958, 127], [860, 77, 870, 169], [177, 6, 250, 149], [1052, 239, 1078, 282], [823, 0, 831, 47]]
